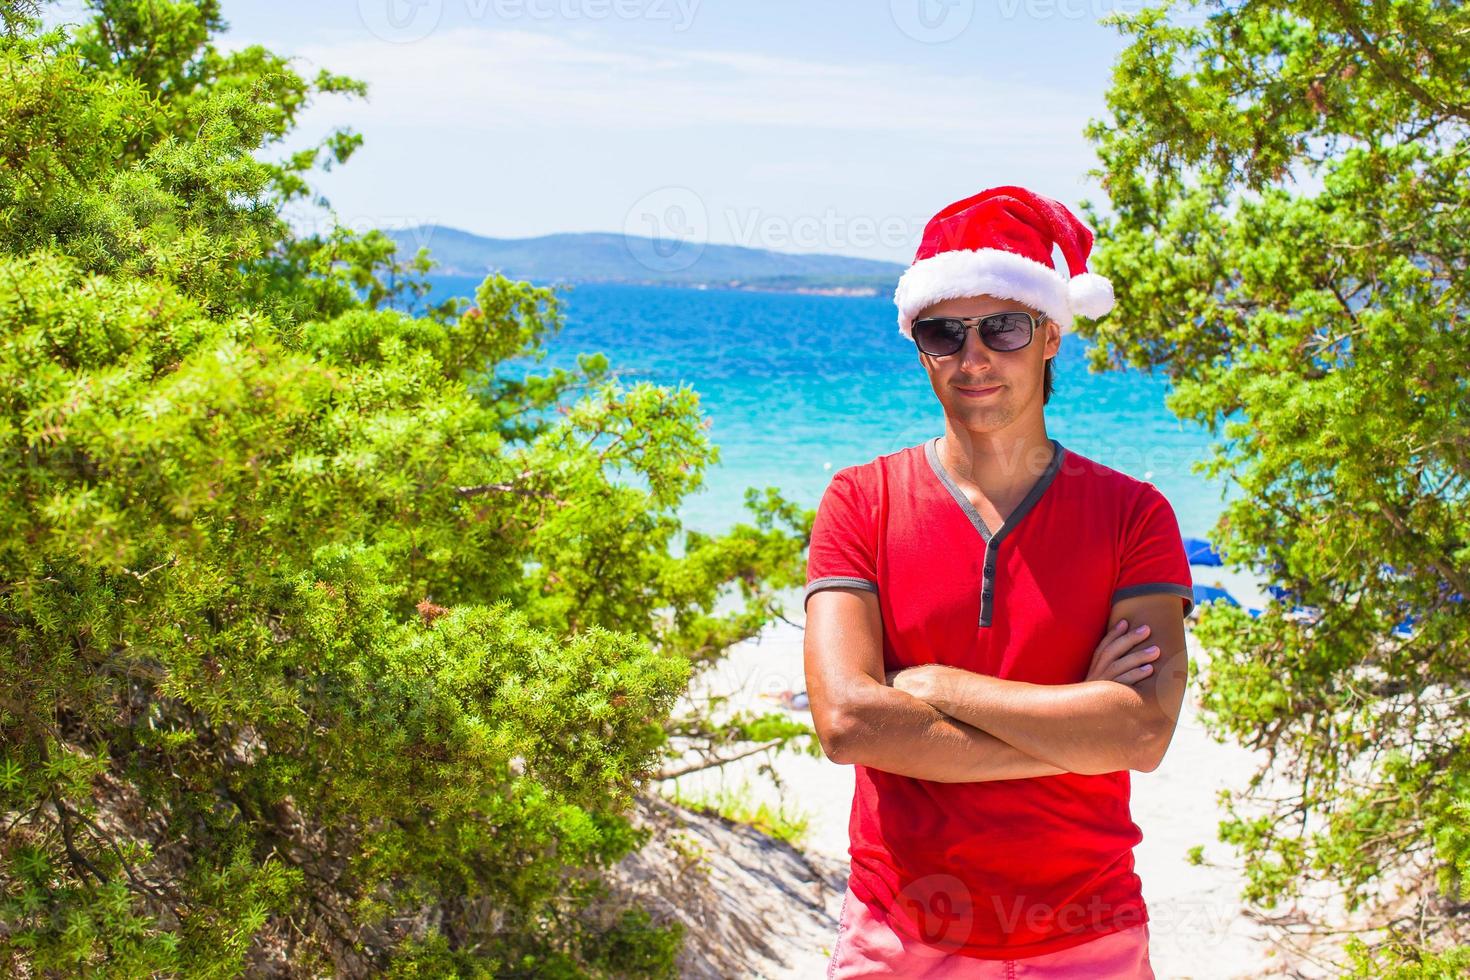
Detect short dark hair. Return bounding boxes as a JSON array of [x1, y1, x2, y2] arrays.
[[1043, 356, 1054, 405]]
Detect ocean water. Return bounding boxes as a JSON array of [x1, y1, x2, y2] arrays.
[[425, 277, 1242, 544]]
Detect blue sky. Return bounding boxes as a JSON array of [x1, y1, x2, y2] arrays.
[[59, 1, 1174, 263]]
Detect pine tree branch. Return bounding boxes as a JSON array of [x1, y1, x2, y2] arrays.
[[653, 737, 784, 780]]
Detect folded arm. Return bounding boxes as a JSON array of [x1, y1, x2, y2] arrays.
[[803, 587, 1067, 782], [892, 593, 1190, 775], [891, 669, 1152, 775], [821, 674, 1070, 782]]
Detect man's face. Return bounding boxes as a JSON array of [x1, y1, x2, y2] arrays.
[[914, 294, 1061, 432]]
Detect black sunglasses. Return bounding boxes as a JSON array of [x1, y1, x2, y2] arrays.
[[911, 311, 1044, 356]]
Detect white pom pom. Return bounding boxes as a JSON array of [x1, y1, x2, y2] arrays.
[[1068, 272, 1115, 319]]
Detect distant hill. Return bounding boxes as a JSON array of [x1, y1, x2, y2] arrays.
[[382, 225, 905, 296]]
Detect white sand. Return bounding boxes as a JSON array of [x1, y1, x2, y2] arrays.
[[655, 584, 1286, 978]]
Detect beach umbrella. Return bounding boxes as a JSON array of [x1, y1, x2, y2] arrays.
[[1191, 583, 1239, 608], [1184, 537, 1223, 566]]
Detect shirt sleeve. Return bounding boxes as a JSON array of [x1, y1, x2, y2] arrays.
[[805, 468, 879, 611], [1112, 483, 1195, 616]]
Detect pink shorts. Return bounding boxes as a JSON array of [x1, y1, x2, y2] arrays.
[[826, 884, 1156, 978]]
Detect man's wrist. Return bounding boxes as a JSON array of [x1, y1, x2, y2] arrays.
[[889, 663, 957, 714], [921, 664, 959, 714]]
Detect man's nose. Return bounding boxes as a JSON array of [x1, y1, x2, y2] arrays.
[[959, 326, 993, 367]]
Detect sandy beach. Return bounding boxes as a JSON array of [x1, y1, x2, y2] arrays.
[[656, 581, 1288, 978]]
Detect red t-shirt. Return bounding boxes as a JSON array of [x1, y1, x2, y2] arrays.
[[805, 434, 1194, 959]]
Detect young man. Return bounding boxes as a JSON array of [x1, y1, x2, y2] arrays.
[[804, 186, 1194, 977]]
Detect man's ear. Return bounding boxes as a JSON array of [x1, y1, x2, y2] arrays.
[[1045, 319, 1062, 358]]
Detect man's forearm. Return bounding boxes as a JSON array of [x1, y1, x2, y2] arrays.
[[903, 666, 1157, 775], [828, 679, 1068, 782]]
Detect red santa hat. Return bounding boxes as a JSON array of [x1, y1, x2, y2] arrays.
[[894, 185, 1114, 338]]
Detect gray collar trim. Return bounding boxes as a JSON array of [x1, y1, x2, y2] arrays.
[[924, 436, 1067, 545], [924, 435, 1067, 629]]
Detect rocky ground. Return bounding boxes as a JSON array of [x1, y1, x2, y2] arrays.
[[604, 791, 848, 978]]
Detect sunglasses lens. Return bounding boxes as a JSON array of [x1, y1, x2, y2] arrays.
[[913, 318, 964, 355], [981, 313, 1033, 351]]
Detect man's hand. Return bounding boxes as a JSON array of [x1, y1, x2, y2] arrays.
[[884, 664, 950, 707], [1085, 618, 1162, 686]]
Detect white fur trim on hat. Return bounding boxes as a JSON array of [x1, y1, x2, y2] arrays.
[[1067, 272, 1114, 319], [894, 248, 1075, 338]]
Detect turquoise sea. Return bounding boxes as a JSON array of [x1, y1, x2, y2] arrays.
[[426, 277, 1242, 544]]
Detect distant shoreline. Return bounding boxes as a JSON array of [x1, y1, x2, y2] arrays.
[[425, 274, 888, 299], [661, 280, 885, 298], [389, 225, 905, 299]]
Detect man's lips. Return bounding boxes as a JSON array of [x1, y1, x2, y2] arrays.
[[955, 384, 1002, 397]]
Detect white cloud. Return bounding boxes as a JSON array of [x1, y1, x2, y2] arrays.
[[284, 26, 1089, 144], [244, 23, 1107, 261]]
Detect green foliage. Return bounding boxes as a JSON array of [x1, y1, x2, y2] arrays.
[[0, 1, 812, 974], [1341, 936, 1470, 979], [1087, 0, 1470, 967], [667, 780, 811, 850]]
